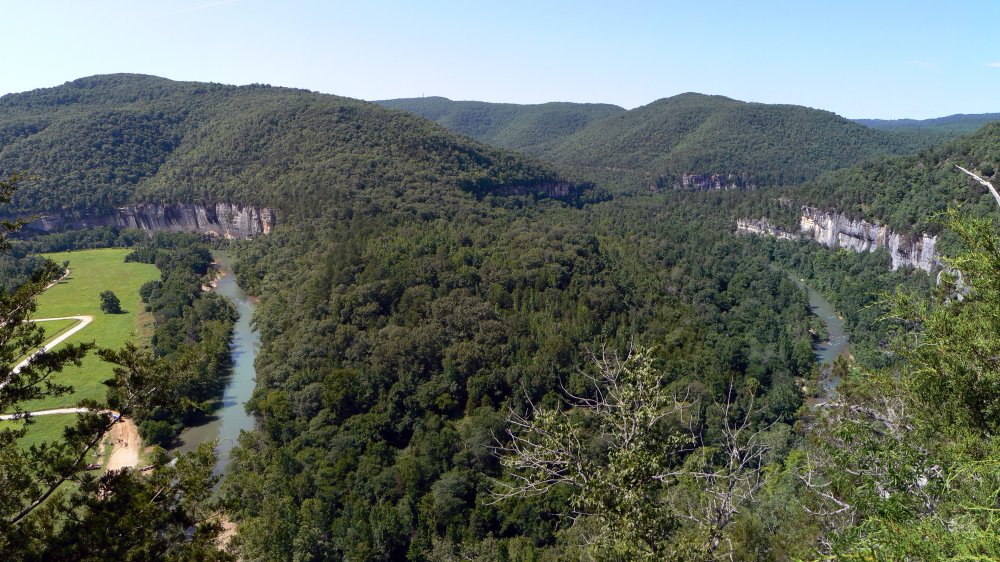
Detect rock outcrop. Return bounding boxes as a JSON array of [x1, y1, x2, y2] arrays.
[[26, 203, 276, 239], [116, 203, 275, 239], [678, 173, 754, 191], [735, 218, 799, 240], [736, 207, 939, 272], [798, 207, 937, 271]]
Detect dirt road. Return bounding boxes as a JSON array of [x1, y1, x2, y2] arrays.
[[7, 315, 94, 377], [3, 268, 141, 471], [0, 410, 141, 470], [105, 417, 140, 470]]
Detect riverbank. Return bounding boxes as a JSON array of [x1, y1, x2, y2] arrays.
[[175, 252, 259, 476], [790, 277, 851, 405]]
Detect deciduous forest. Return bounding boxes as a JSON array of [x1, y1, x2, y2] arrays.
[[1, 74, 999, 560]]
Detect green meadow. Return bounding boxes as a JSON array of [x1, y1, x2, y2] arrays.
[[1, 413, 82, 450], [19, 248, 159, 411]]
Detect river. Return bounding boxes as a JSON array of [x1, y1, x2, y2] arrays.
[[169, 261, 844, 464], [791, 277, 850, 402], [175, 252, 258, 475]]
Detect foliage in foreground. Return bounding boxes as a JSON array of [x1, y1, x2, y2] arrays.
[[0, 175, 229, 560], [805, 211, 1000, 559], [495, 346, 785, 560]]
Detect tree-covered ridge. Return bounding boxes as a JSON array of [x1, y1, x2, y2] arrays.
[[382, 92, 948, 191], [775, 121, 1000, 237], [375, 97, 626, 152], [856, 112, 1000, 134], [0, 75, 575, 218], [533, 92, 941, 189]]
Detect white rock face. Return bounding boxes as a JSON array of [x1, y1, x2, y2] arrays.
[[735, 219, 799, 240], [798, 207, 937, 271], [736, 207, 939, 272], [27, 203, 276, 239], [115, 203, 276, 239]]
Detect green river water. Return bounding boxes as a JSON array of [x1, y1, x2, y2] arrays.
[[175, 252, 258, 475]]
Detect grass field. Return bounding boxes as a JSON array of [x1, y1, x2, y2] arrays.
[[0, 413, 81, 450], [18, 248, 159, 411]]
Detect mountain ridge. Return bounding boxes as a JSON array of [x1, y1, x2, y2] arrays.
[[382, 92, 949, 190], [375, 96, 625, 152], [0, 74, 577, 221]]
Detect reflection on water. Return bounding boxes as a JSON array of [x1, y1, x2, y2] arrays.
[[175, 252, 258, 476]]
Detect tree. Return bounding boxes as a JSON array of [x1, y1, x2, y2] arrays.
[[495, 345, 776, 560], [803, 209, 1000, 559], [99, 290, 122, 314], [0, 175, 230, 559]]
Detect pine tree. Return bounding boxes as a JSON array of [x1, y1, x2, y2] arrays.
[[0, 175, 231, 559]]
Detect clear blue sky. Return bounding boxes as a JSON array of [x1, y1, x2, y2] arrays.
[[3, 0, 999, 119]]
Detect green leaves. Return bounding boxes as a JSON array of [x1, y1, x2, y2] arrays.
[[805, 210, 1000, 558], [496, 347, 708, 558]]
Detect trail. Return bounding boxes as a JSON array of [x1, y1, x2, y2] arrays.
[[3, 268, 140, 469], [0, 407, 93, 419], [9, 315, 93, 375], [105, 417, 141, 471], [0, 408, 141, 470]]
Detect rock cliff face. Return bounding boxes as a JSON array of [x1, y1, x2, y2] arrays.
[[116, 203, 275, 238], [27, 203, 276, 239], [736, 207, 939, 272], [735, 218, 799, 240], [798, 207, 937, 271], [677, 173, 754, 191]]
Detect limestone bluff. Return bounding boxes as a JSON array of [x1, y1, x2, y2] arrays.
[[25, 203, 276, 240], [737, 206, 938, 272]]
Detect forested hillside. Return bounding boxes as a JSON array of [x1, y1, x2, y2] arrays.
[[375, 97, 625, 152], [857, 112, 1000, 134], [383, 92, 946, 192], [770, 121, 1000, 236], [539, 93, 946, 189], [0, 75, 573, 217], [1, 74, 979, 559]]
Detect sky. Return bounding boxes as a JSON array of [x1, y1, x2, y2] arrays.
[[2, 0, 1000, 119]]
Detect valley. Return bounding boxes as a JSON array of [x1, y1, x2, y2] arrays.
[[174, 252, 259, 476], [0, 72, 997, 561]]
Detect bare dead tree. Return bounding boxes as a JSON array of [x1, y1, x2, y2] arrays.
[[492, 344, 691, 504], [667, 386, 778, 560], [493, 345, 779, 559], [797, 378, 949, 552]]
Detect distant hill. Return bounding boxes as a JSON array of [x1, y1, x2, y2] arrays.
[[535, 93, 939, 189], [374, 96, 625, 152], [0, 75, 573, 218], [384, 93, 941, 190], [856, 113, 1000, 135]]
